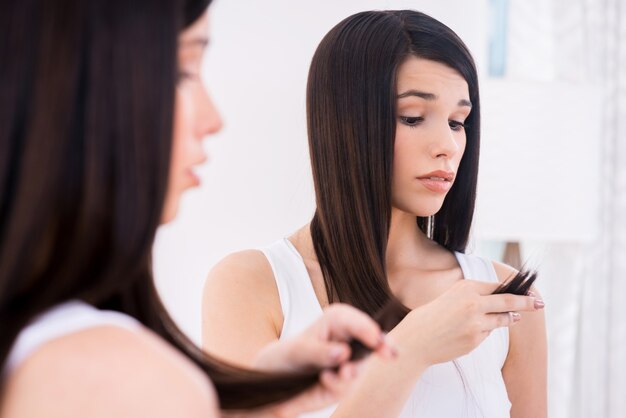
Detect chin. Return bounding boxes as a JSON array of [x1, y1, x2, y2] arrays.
[[411, 201, 445, 217], [393, 194, 446, 217], [160, 203, 179, 225]]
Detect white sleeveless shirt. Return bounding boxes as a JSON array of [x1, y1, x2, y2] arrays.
[[261, 238, 511, 418], [2, 301, 141, 379]]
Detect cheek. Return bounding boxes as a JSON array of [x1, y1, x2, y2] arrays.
[[454, 136, 468, 168], [171, 91, 194, 176], [392, 128, 426, 175]]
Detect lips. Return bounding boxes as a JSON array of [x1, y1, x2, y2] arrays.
[[186, 168, 201, 186], [416, 170, 455, 193], [186, 154, 208, 187], [417, 170, 455, 181]]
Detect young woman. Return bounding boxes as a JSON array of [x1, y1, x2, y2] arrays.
[[0, 1, 400, 417], [203, 10, 547, 418]]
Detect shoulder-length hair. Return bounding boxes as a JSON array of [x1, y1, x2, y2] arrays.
[[308, 10, 481, 314], [0, 0, 325, 410]]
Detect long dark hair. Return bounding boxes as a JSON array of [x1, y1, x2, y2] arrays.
[[0, 0, 325, 410], [308, 10, 481, 315]]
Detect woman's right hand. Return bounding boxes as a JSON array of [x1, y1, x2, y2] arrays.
[[390, 279, 543, 368]]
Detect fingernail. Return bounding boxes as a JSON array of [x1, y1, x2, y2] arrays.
[[377, 331, 386, 347], [330, 347, 344, 362], [534, 299, 545, 309], [511, 312, 521, 322], [382, 334, 399, 359]]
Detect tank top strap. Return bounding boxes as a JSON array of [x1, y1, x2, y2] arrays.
[[4, 300, 140, 378], [454, 251, 500, 284], [260, 238, 323, 339], [454, 251, 510, 371]]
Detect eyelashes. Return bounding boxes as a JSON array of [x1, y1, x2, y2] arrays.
[[176, 70, 200, 85], [399, 116, 466, 131], [399, 116, 424, 127], [448, 120, 466, 131]]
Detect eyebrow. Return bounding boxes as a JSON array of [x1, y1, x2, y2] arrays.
[[179, 38, 210, 48], [397, 89, 472, 107]]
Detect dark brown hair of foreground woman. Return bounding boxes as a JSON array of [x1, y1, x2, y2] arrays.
[[0, 0, 382, 412]]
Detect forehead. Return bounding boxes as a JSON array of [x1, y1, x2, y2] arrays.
[[396, 57, 468, 96]]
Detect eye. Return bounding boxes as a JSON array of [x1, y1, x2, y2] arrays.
[[176, 70, 199, 85], [399, 116, 424, 127], [449, 120, 466, 131]]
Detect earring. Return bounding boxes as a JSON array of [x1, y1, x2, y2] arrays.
[[426, 215, 434, 239]]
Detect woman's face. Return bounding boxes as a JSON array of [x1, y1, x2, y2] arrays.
[[162, 12, 222, 224], [391, 57, 471, 217]]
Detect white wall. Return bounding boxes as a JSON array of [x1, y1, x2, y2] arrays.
[[153, 0, 488, 342]]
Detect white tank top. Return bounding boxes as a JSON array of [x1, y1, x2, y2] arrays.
[[3, 301, 141, 379], [261, 238, 511, 418]]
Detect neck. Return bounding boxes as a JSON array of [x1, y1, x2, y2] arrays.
[[299, 209, 444, 269], [386, 208, 439, 270]]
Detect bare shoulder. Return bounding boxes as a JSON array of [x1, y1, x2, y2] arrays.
[[2, 325, 218, 418], [203, 249, 279, 311], [206, 249, 275, 288], [491, 264, 547, 414], [478, 259, 547, 414], [202, 250, 283, 362], [490, 260, 518, 283], [491, 259, 546, 355], [492, 259, 547, 371]]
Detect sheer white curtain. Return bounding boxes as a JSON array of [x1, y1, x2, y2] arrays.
[[569, 1, 626, 416], [502, 0, 626, 416], [544, 0, 626, 416]]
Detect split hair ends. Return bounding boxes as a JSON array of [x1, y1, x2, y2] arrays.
[[347, 269, 538, 362]]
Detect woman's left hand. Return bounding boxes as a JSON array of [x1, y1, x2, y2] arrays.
[[251, 303, 397, 417]]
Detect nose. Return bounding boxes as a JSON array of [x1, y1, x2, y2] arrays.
[[195, 85, 223, 139], [430, 121, 460, 160]]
